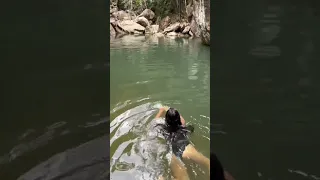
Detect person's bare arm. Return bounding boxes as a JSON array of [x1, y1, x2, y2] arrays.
[[155, 107, 166, 119], [180, 116, 186, 126]]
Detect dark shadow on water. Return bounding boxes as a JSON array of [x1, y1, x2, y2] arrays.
[[211, 1, 320, 180], [1, 0, 109, 179], [17, 135, 109, 180]]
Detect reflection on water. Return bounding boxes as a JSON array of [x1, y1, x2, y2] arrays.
[[249, 5, 282, 58], [110, 36, 210, 180], [0, 116, 109, 180], [110, 103, 170, 180], [1, 0, 109, 178], [17, 135, 109, 180]]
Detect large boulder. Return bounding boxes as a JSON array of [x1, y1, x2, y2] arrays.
[[110, 1, 118, 14], [182, 25, 191, 34], [145, 25, 159, 34], [159, 16, 171, 31], [135, 16, 150, 27], [112, 10, 132, 21], [191, 0, 210, 45], [117, 20, 145, 34], [114, 24, 126, 34], [186, 4, 193, 19], [163, 22, 180, 34], [201, 22, 210, 45], [138, 9, 155, 20], [110, 17, 116, 25], [110, 7, 117, 14], [167, 32, 178, 36], [190, 18, 201, 37], [179, 22, 189, 32], [110, 24, 116, 38]]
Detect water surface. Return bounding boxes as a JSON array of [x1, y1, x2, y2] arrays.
[[110, 36, 210, 180], [212, 3, 320, 180], [1, 0, 109, 178]]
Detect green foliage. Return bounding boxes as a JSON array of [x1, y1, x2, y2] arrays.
[[146, 0, 175, 18], [117, 0, 181, 18]]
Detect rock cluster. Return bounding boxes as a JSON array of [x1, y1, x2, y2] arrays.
[[110, 0, 210, 46], [110, 9, 197, 39]]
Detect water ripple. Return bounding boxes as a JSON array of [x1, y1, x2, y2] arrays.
[[110, 102, 209, 180], [288, 169, 320, 180]]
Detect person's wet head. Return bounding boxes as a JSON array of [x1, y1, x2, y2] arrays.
[[165, 108, 182, 131]]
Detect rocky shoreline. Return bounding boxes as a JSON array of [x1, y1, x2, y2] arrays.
[[110, 4, 210, 45]]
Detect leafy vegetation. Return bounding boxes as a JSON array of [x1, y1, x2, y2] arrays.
[[117, 0, 186, 18]]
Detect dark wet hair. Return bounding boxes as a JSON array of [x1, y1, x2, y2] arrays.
[[157, 108, 193, 143], [164, 108, 182, 132]]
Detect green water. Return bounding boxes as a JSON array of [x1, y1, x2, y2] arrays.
[[1, 0, 109, 179], [110, 36, 210, 180], [211, 2, 320, 180]]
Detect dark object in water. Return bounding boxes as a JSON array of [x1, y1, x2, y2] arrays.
[[185, 125, 194, 133], [211, 153, 226, 180], [211, 153, 235, 180]]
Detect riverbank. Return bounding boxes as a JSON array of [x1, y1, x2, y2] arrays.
[[110, 0, 210, 45]]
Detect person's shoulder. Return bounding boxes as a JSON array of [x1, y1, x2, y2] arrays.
[[153, 117, 165, 124]]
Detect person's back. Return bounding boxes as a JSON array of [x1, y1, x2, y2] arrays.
[[155, 107, 210, 180]]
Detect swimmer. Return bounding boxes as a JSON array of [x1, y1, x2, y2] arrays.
[[155, 106, 210, 180]]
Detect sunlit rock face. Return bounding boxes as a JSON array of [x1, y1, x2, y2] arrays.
[[190, 0, 210, 45]]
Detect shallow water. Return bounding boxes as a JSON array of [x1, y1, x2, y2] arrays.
[[110, 36, 210, 180]]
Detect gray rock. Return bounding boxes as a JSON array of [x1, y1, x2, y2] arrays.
[[189, 30, 194, 37], [166, 32, 178, 36], [138, 9, 155, 20], [200, 21, 210, 45], [156, 32, 164, 37], [159, 16, 171, 31], [135, 16, 150, 27], [190, 18, 201, 37], [178, 33, 189, 38], [118, 20, 145, 34], [163, 22, 180, 33], [200, 24, 210, 45], [145, 25, 159, 34], [112, 10, 132, 21], [110, 24, 116, 38], [186, 4, 193, 19], [182, 26, 191, 34], [191, 0, 210, 45], [110, 17, 116, 24]]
